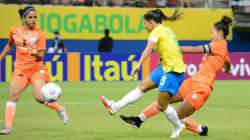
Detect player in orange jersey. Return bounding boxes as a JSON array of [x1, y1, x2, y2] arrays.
[[120, 16, 232, 137], [0, 6, 68, 135]]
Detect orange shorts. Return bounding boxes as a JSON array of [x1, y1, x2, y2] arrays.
[[179, 78, 211, 110], [12, 67, 50, 88]]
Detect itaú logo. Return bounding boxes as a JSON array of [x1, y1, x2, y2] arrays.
[[231, 58, 250, 77]]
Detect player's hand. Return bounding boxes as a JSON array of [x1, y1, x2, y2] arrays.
[[224, 68, 231, 74], [224, 61, 231, 74], [30, 49, 38, 56], [30, 49, 44, 61], [130, 64, 140, 79]]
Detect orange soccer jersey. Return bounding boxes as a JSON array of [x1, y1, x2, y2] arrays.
[[180, 39, 230, 110], [191, 39, 230, 88], [9, 25, 49, 85]]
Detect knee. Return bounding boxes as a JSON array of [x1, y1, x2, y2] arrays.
[[138, 85, 148, 93], [176, 110, 185, 119], [9, 92, 21, 102], [157, 102, 167, 112], [177, 112, 182, 119]]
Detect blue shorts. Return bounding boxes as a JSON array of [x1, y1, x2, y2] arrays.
[[149, 66, 184, 95]]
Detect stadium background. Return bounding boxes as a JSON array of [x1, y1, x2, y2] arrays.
[[0, 3, 249, 81]]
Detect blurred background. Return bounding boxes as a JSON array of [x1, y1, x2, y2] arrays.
[[0, 0, 249, 81]]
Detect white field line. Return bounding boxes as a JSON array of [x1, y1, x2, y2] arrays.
[[62, 102, 250, 112], [0, 101, 250, 112]]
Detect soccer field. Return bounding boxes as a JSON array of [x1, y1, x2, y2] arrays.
[[0, 81, 250, 140]]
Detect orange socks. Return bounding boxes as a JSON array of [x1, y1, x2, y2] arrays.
[[46, 102, 63, 112], [5, 101, 16, 129], [139, 101, 160, 121], [4, 101, 63, 130], [140, 102, 203, 134], [182, 117, 202, 133]]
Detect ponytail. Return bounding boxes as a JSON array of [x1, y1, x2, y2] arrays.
[[144, 9, 182, 23], [214, 16, 232, 38]]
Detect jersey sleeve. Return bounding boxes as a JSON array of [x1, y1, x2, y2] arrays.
[[148, 29, 159, 43], [37, 31, 46, 51], [148, 35, 158, 43], [8, 29, 14, 43], [210, 41, 226, 55]]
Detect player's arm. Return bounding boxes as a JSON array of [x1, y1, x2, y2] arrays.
[[180, 44, 211, 54], [224, 54, 231, 74], [0, 39, 14, 61], [138, 41, 155, 66], [131, 40, 155, 77], [31, 50, 45, 61], [156, 57, 161, 66], [224, 60, 231, 74]]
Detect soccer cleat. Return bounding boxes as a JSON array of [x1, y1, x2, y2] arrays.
[[170, 124, 186, 138], [120, 115, 143, 128], [0, 128, 11, 135], [99, 96, 115, 115], [199, 124, 208, 136], [58, 107, 69, 124]]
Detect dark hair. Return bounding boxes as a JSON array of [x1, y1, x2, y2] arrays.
[[18, 6, 36, 19], [104, 28, 110, 36], [144, 9, 182, 23], [214, 16, 232, 38], [54, 31, 60, 35]]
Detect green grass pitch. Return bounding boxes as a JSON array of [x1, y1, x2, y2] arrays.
[[0, 81, 250, 140]]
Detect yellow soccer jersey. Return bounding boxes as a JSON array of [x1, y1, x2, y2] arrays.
[[149, 24, 185, 73]]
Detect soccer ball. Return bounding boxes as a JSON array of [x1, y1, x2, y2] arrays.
[[40, 82, 62, 103]]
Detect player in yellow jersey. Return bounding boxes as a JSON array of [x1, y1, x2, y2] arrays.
[[120, 16, 232, 137], [100, 9, 186, 138]]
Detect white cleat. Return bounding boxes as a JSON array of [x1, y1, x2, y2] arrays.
[[99, 96, 115, 115], [0, 128, 11, 135], [58, 107, 69, 124], [170, 124, 186, 138]]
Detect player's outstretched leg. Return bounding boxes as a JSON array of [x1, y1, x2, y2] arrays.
[[120, 115, 143, 128], [119, 101, 160, 128], [99, 96, 115, 115], [164, 105, 186, 138], [32, 79, 69, 124], [199, 125, 208, 136], [57, 106, 69, 124], [99, 77, 157, 115], [182, 117, 208, 136], [46, 102, 69, 124], [1, 79, 26, 135], [0, 102, 16, 135], [100, 87, 145, 115], [120, 114, 208, 136], [0, 128, 12, 135]]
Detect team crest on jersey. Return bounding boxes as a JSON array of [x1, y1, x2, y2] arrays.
[[191, 93, 198, 100], [29, 35, 38, 45], [40, 70, 45, 74]]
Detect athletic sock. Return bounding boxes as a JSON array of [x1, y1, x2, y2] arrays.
[[182, 117, 202, 133], [46, 102, 63, 112], [5, 101, 16, 129], [164, 105, 183, 128], [138, 101, 160, 121], [111, 87, 144, 112]]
